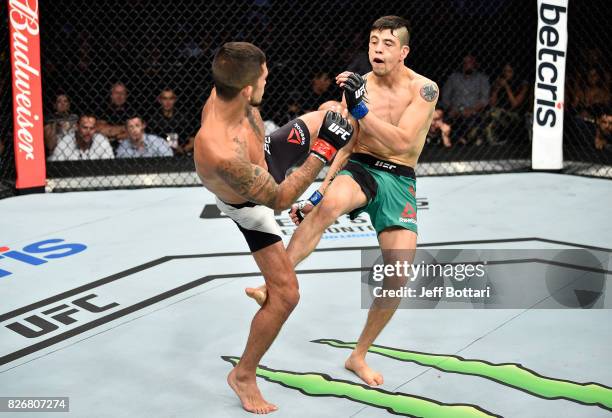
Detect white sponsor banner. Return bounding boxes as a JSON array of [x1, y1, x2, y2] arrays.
[[532, 0, 569, 170]]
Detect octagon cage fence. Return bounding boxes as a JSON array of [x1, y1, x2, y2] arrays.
[[0, 0, 610, 198]]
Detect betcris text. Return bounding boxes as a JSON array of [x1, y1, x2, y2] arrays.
[[535, 2, 567, 127], [0, 239, 87, 278]]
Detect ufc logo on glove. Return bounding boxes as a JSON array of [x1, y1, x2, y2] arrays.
[[355, 85, 366, 99], [328, 123, 351, 140]]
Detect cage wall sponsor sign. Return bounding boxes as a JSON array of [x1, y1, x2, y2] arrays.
[[532, 0, 568, 170], [8, 0, 46, 190]]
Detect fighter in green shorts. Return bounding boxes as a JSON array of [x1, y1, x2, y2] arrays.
[[247, 16, 438, 390], [338, 152, 418, 235]]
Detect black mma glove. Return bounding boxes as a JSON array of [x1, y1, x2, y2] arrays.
[[310, 110, 353, 163], [342, 73, 369, 119]]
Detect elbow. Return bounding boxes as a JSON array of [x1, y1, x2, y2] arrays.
[[271, 195, 293, 211]]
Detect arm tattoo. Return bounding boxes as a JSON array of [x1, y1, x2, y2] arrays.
[[420, 83, 439, 102], [217, 158, 278, 207], [217, 136, 324, 210]]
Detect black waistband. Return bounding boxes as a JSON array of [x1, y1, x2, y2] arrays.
[[349, 153, 416, 178], [221, 199, 257, 209]]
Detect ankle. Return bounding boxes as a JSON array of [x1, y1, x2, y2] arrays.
[[234, 367, 256, 383], [348, 351, 367, 362]]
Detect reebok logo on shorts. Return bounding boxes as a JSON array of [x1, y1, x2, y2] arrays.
[[287, 123, 306, 145], [400, 201, 417, 223]]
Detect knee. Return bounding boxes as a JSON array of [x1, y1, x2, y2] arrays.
[[276, 284, 300, 315], [284, 286, 301, 311], [317, 196, 344, 222]]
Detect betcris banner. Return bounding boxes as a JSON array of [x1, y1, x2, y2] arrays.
[[0, 239, 87, 278], [532, 0, 568, 170]]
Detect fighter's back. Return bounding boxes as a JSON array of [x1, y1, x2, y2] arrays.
[[194, 91, 267, 204]]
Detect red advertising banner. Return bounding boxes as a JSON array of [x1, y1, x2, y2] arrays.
[[8, 0, 46, 191]]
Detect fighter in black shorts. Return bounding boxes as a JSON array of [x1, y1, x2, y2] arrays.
[[194, 42, 353, 414]]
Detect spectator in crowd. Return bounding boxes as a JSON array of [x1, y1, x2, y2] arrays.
[[442, 54, 490, 144], [43, 94, 79, 155], [486, 63, 529, 145], [48, 114, 114, 161], [570, 68, 611, 121], [273, 91, 303, 126], [116, 115, 173, 158], [426, 108, 452, 147], [147, 88, 196, 155], [302, 71, 338, 112], [96, 82, 132, 143], [594, 107, 612, 151]]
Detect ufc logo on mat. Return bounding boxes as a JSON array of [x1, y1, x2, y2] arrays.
[[5, 294, 119, 339], [328, 123, 351, 140]]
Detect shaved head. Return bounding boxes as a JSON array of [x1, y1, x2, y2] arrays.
[[371, 15, 410, 46]]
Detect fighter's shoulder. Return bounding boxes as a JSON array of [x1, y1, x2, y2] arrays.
[[410, 74, 439, 104]]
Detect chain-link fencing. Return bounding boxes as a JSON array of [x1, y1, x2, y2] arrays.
[[1, 4, 15, 198], [563, 0, 612, 178], [2, 0, 610, 196]]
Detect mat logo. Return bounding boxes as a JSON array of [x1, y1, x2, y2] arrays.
[[224, 339, 612, 416], [5, 294, 118, 339], [0, 239, 87, 278]]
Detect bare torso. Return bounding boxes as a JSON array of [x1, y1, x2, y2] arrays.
[[194, 90, 267, 204], [353, 68, 433, 167]]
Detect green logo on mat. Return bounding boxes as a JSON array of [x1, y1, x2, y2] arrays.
[[223, 339, 612, 417]]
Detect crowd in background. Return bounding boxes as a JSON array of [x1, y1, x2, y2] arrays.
[[1, 0, 610, 166]]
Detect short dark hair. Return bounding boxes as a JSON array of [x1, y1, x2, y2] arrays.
[[78, 113, 97, 124], [126, 115, 145, 125], [371, 15, 411, 46], [212, 42, 266, 100]]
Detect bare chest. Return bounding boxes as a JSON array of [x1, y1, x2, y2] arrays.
[[367, 84, 413, 126]]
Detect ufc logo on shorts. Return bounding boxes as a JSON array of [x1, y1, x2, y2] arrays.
[[355, 85, 366, 99], [375, 161, 397, 170], [264, 136, 271, 155], [328, 123, 351, 140]]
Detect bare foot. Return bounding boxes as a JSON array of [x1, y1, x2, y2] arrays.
[[227, 367, 278, 414], [345, 355, 384, 386], [245, 285, 267, 306]]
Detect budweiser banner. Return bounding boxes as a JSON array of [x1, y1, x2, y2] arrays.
[[8, 0, 46, 191], [532, 0, 569, 170]]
